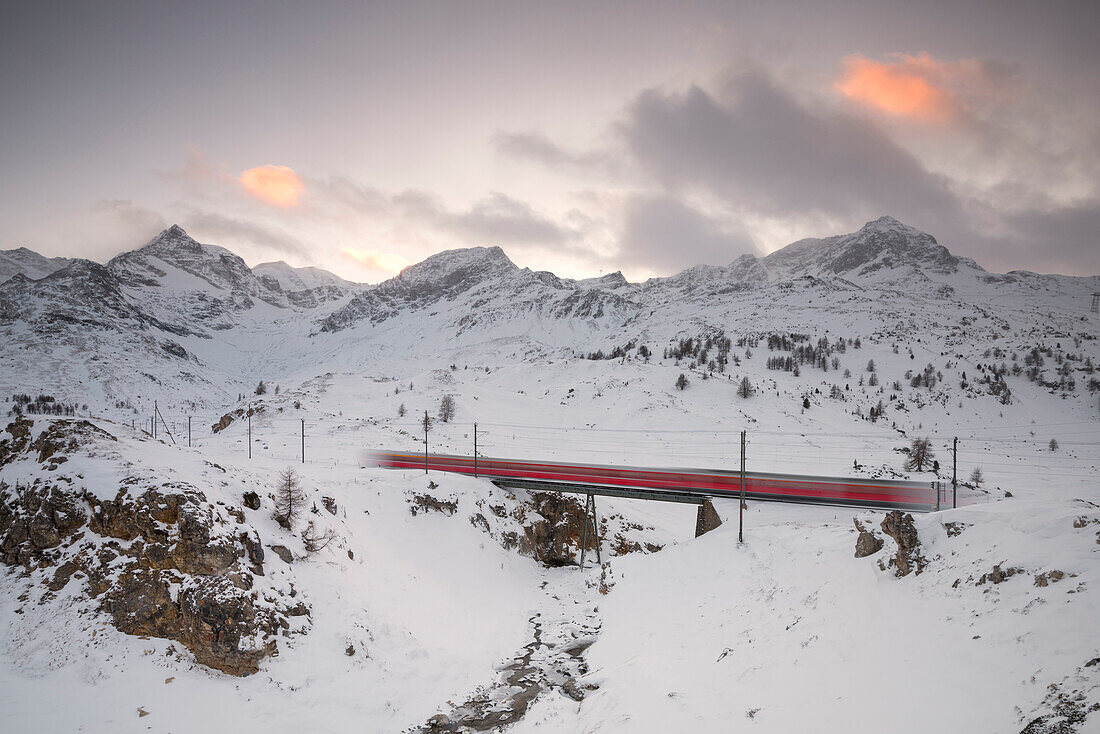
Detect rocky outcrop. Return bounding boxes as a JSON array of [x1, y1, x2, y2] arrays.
[[408, 492, 458, 517], [880, 510, 926, 577], [512, 492, 593, 566], [853, 518, 884, 558], [0, 418, 306, 676], [975, 564, 1024, 586]]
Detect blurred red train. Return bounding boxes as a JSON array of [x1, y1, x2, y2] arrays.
[[370, 451, 940, 511]]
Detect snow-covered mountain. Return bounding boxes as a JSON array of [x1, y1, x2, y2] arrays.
[[0, 217, 1096, 418], [0, 247, 72, 284], [252, 260, 360, 308]]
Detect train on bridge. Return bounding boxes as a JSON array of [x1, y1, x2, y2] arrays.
[[372, 451, 941, 512]]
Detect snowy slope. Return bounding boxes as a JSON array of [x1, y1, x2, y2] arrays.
[[0, 247, 72, 284]]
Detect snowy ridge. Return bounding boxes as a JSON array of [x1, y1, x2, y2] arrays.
[[0, 247, 72, 284]]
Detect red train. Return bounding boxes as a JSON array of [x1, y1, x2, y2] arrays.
[[371, 451, 939, 511]]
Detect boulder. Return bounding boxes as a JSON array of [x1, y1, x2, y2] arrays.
[[269, 545, 293, 564], [880, 511, 926, 576], [178, 576, 276, 676], [853, 518, 884, 558]]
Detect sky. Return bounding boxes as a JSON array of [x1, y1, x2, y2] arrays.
[[1, 0, 1098, 282]]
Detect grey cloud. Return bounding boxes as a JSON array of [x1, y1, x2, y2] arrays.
[[313, 176, 390, 215], [183, 212, 310, 260], [90, 199, 166, 236], [395, 190, 582, 247], [997, 203, 1100, 275], [619, 71, 967, 230], [492, 132, 615, 174], [620, 194, 757, 271]]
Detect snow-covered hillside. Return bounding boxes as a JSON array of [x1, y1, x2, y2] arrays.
[[0, 247, 71, 284], [0, 217, 1097, 733]]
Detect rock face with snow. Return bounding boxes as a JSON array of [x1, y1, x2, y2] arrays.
[[880, 510, 926, 577], [0, 418, 313, 676], [320, 245, 638, 334], [762, 216, 969, 281], [0, 247, 72, 284], [253, 260, 360, 308]]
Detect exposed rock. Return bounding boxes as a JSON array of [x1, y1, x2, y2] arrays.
[[321, 496, 338, 515], [880, 510, 926, 577], [854, 518, 884, 558], [516, 492, 593, 567], [241, 530, 264, 574], [976, 564, 1024, 586], [561, 678, 586, 701], [0, 418, 305, 676], [242, 491, 261, 510], [408, 492, 458, 517], [211, 409, 244, 434], [269, 545, 293, 564], [1034, 570, 1066, 587], [1020, 700, 1093, 733], [944, 521, 970, 537], [0, 417, 34, 466], [177, 575, 277, 675]]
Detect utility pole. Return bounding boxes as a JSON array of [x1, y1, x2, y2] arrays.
[[424, 410, 429, 474], [187, 416, 192, 448], [739, 430, 746, 543], [155, 403, 176, 445], [247, 404, 252, 459], [301, 418, 305, 464], [952, 437, 958, 509], [473, 422, 478, 477], [153, 402, 157, 440]]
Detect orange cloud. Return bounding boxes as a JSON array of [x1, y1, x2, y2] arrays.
[[836, 54, 957, 123], [341, 247, 409, 274], [239, 165, 304, 207]]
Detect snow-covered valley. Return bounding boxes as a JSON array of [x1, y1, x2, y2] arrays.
[[0, 217, 1098, 732]]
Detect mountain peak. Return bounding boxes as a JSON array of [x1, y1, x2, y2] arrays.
[[0, 246, 73, 283], [763, 216, 961, 280], [141, 224, 200, 253], [857, 215, 935, 242], [394, 246, 516, 284]]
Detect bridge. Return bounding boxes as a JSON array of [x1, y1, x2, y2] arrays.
[[373, 450, 941, 510], [373, 450, 942, 566]]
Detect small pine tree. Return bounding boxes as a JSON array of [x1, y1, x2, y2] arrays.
[[439, 394, 456, 422], [866, 359, 876, 373], [802, 396, 810, 409], [1049, 438, 1059, 452], [397, 403, 406, 417], [737, 376, 754, 399], [274, 467, 308, 530], [675, 373, 689, 390], [904, 437, 935, 472], [255, 380, 267, 396]]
